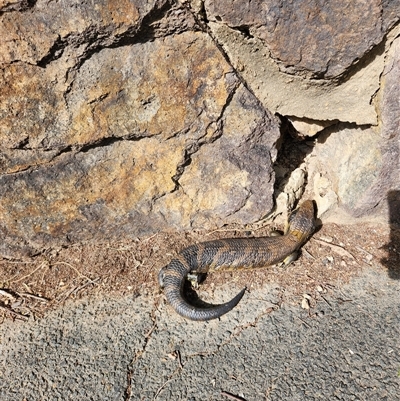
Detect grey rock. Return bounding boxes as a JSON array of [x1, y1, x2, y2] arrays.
[[205, 0, 400, 79]]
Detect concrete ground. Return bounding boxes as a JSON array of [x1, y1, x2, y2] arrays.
[[1, 266, 399, 401]]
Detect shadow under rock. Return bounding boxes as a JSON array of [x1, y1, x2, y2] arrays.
[[381, 190, 400, 280]]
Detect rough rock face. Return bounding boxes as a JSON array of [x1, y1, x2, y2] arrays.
[[0, 0, 399, 257], [0, 1, 280, 257], [308, 30, 400, 223], [205, 0, 400, 79]]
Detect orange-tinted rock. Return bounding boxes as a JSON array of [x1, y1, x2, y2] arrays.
[[0, 26, 280, 257]]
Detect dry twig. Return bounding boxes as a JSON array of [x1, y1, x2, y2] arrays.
[[0, 303, 29, 320], [221, 390, 247, 401], [313, 239, 358, 262]]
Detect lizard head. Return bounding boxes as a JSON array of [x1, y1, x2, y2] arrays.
[[287, 200, 316, 245]]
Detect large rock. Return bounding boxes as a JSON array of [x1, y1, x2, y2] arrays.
[[205, 0, 400, 79], [0, 0, 193, 153], [306, 32, 400, 224], [308, 125, 396, 218], [0, 13, 280, 257], [1, 0, 400, 257], [154, 86, 279, 228], [205, 7, 399, 126]]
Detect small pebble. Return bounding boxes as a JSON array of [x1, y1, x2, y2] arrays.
[[301, 298, 310, 309]]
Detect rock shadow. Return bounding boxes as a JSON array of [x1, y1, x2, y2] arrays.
[[381, 190, 400, 280], [272, 115, 318, 206]]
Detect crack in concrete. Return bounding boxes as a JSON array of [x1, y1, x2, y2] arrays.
[[135, 304, 278, 400], [130, 288, 281, 399], [141, 302, 279, 400], [124, 298, 160, 401]]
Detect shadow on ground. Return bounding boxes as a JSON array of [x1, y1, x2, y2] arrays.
[[381, 190, 400, 280]]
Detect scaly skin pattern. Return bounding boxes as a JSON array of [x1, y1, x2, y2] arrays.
[[159, 200, 316, 321]]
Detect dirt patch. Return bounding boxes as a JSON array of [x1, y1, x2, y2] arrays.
[[0, 221, 398, 323]]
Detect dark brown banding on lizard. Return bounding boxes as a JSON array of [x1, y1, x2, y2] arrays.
[[159, 200, 316, 321]]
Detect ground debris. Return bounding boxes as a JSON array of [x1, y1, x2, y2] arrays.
[[0, 222, 394, 322]]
